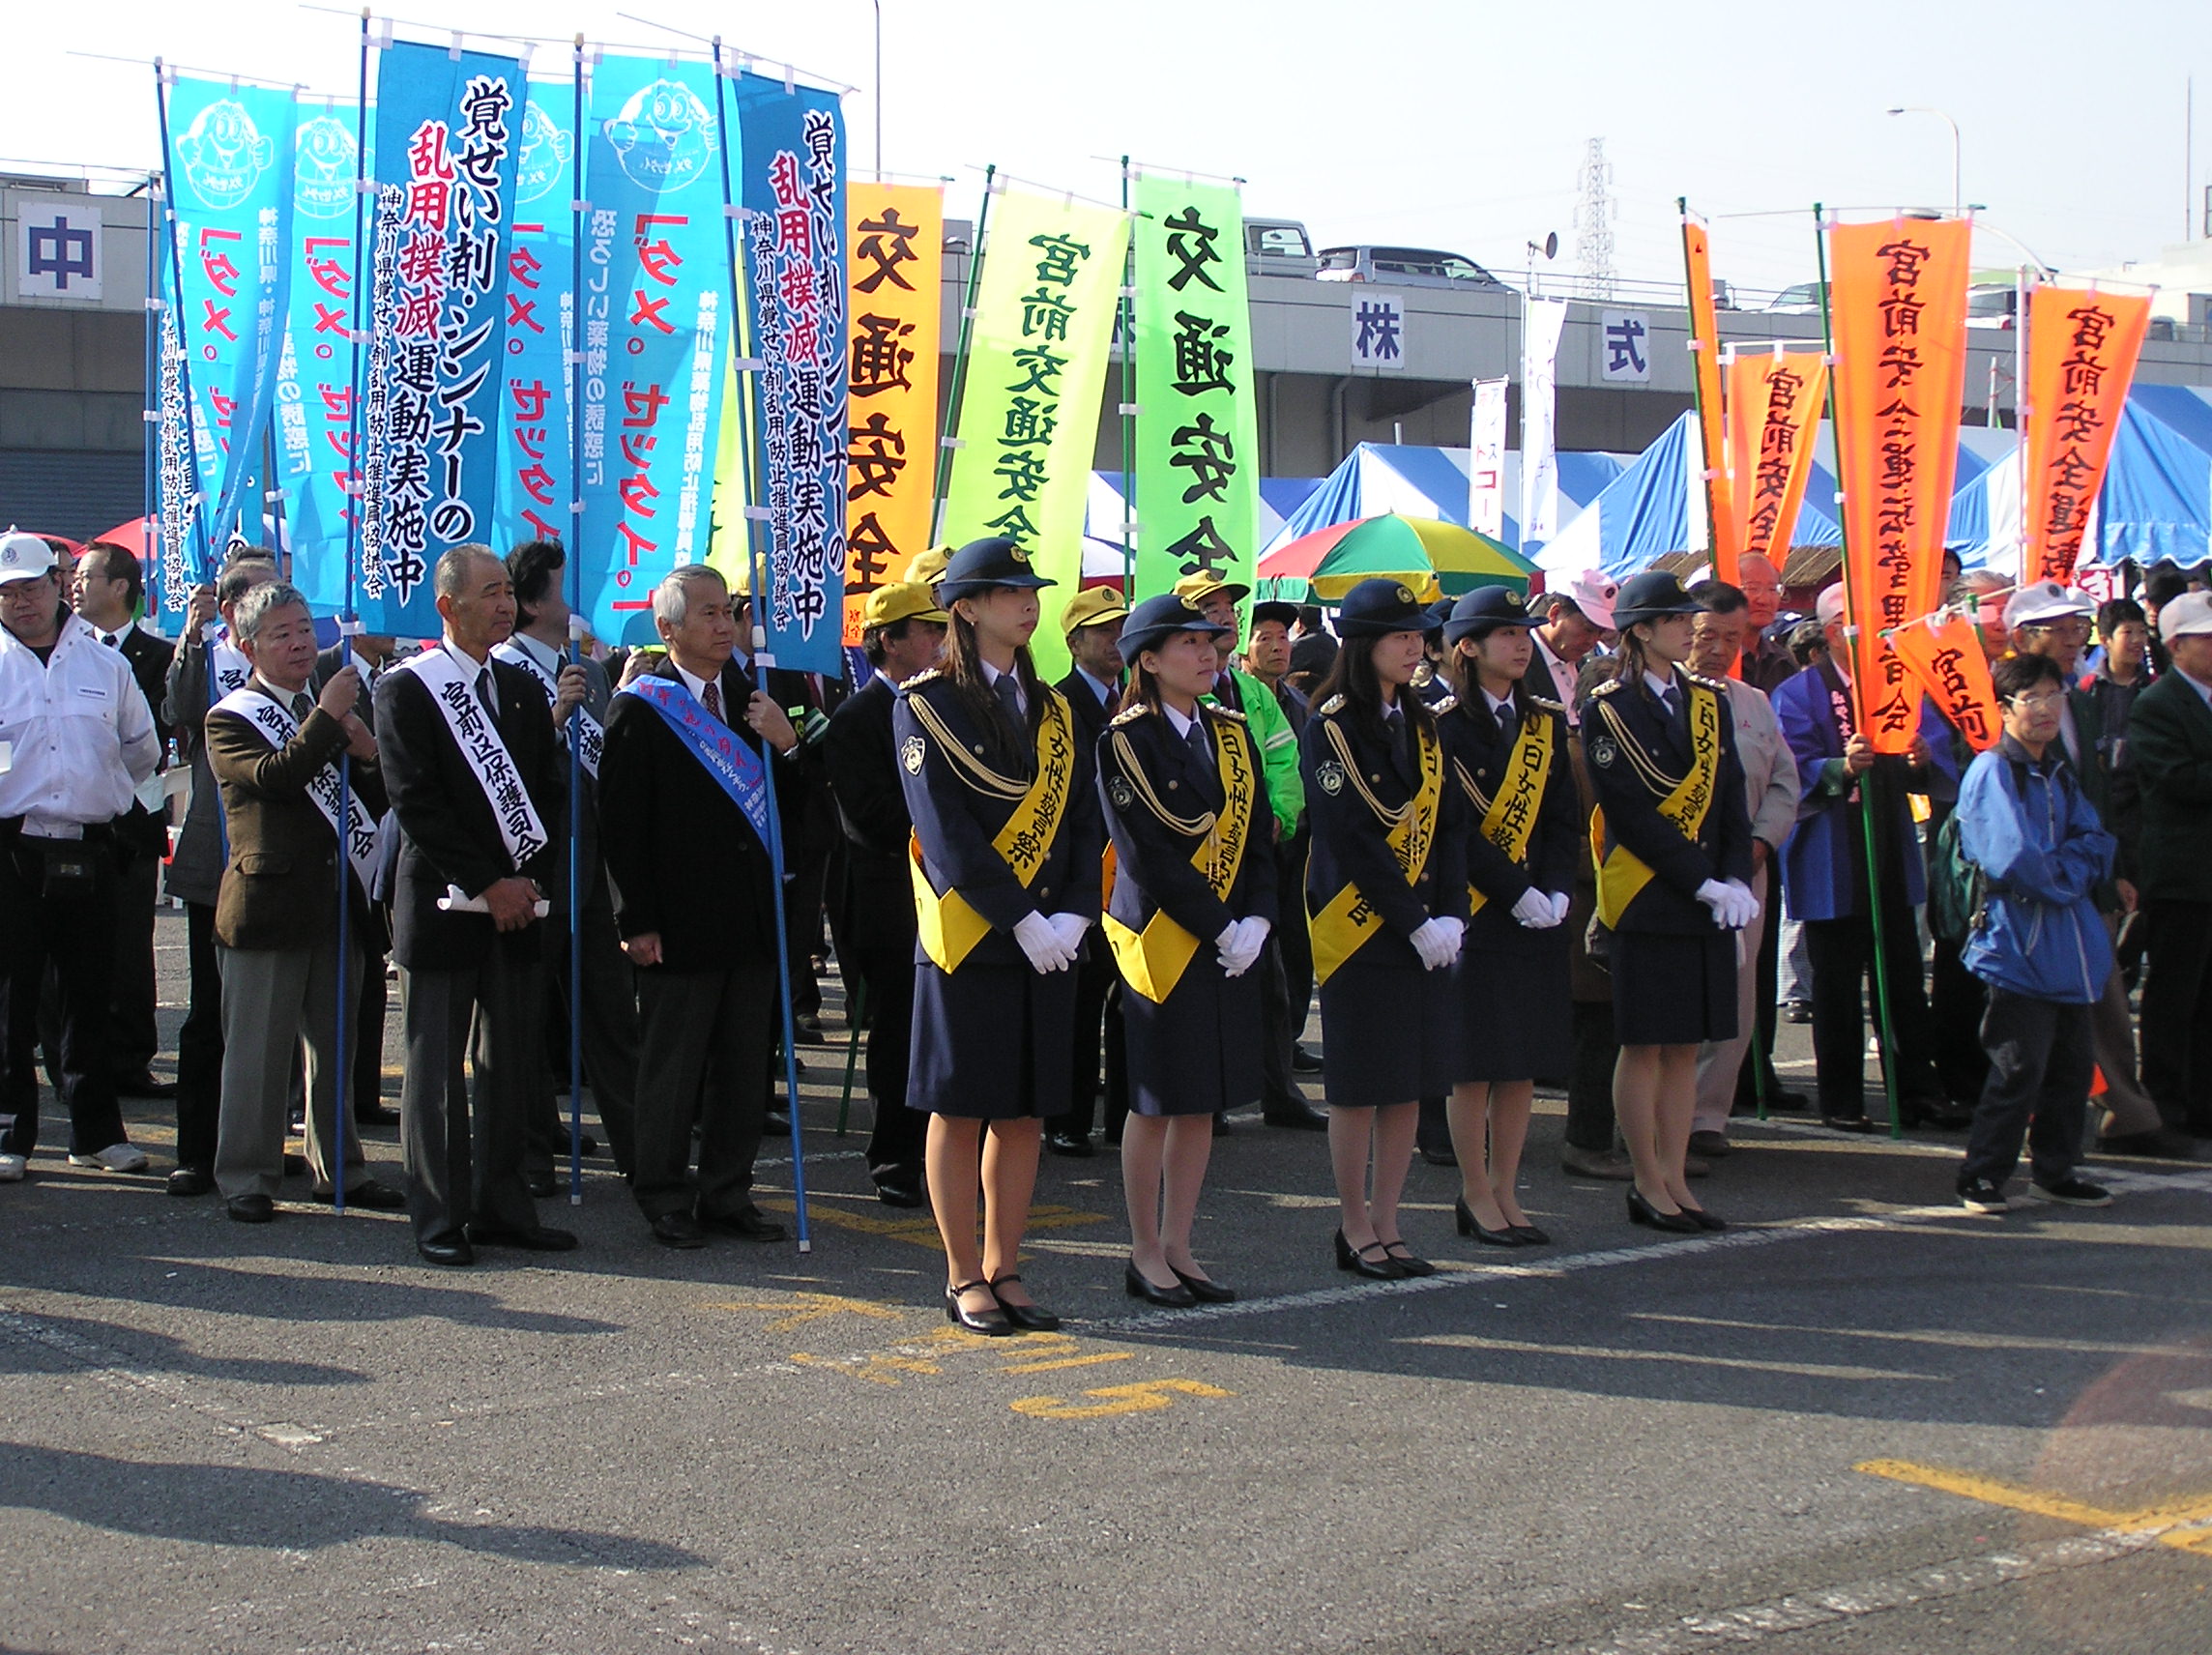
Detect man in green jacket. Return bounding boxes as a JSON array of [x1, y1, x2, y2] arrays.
[[2126, 591, 2212, 1147]]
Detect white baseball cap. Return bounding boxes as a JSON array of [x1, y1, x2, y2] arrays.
[[2001, 580, 2094, 632], [1562, 571, 1617, 630], [0, 530, 57, 586], [2159, 590, 2212, 643], [1815, 583, 1848, 627]]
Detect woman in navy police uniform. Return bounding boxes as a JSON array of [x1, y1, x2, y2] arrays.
[[1437, 587, 1580, 1247], [1096, 595, 1277, 1307], [894, 537, 1103, 1334], [1579, 571, 1756, 1234], [1299, 578, 1470, 1280]]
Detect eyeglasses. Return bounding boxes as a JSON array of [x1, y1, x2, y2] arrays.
[[2007, 689, 2068, 710]]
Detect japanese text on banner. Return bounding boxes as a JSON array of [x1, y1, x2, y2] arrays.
[[729, 72, 848, 676], [938, 189, 1127, 680], [1132, 174, 1260, 610], [1725, 349, 1828, 568], [1826, 216, 1970, 752], [2021, 285, 2150, 586], [1891, 615, 2001, 753], [160, 76, 297, 561], [361, 42, 523, 635], [841, 183, 942, 644], [494, 87, 579, 557], [575, 56, 726, 648], [1681, 214, 1735, 582]]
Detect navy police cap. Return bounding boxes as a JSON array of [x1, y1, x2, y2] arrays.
[[1336, 577, 1430, 638], [936, 537, 1056, 602], [1610, 569, 1705, 627], [1443, 585, 1540, 647], [1116, 593, 1230, 667]]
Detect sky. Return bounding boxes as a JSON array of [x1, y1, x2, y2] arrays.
[[6, 0, 2208, 296]]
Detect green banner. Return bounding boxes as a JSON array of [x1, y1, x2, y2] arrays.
[[1131, 174, 1260, 608], [938, 189, 1128, 680]]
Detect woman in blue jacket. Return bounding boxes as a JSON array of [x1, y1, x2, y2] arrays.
[[1954, 652, 2117, 1214]]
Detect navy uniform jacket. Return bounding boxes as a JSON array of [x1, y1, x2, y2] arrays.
[[893, 668, 1102, 970], [822, 672, 916, 957], [1439, 684, 1581, 956], [597, 658, 811, 973], [1299, 692, 1470, 972], [1578, 669, 1755, 935], [1056, 665, 1121, 753], [1097, 703, 1278, 945], [373, 655, 566, 972]]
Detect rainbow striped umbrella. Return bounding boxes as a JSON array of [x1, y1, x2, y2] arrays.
[[1255, 512, 1536, 603]]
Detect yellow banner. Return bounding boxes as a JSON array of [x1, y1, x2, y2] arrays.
[[1681, 210, 1736, 582]]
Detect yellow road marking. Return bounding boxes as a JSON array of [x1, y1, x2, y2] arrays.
[[703, 1292, 909, 1333], [1856, 1459, 2212, 1555], [1002, 1351, 1135, 1375], [1010, 1379, 1233, 1420]]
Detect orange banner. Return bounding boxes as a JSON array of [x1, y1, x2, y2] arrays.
[[1681, 212, 1736, 583], [1890, 613, 2001, 753], [1827, 216, 1971, 752], [1726, 348, 1829, 568], [2021, 285, 2150, 587], [843, 184, 944, 644]]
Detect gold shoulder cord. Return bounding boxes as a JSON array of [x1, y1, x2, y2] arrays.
[[1106, 728, 1215, 838], [906, 690, 1031, 800], [1322, 715, 1413, 828]]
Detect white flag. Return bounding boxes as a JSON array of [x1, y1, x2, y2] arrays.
[[1469, 377, 1508, 541], [1519, 298, 1570, 550]]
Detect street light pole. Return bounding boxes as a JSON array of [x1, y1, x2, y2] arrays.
[[1887, 105, 1962, 217]]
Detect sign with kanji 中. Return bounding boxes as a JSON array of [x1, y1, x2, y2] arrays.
[[16, 204, 102, 300], [1600, 309, 1651, 382], [1351, 291, 1405, 370], [1131, 174, 1260, 607], [358, 42, 523, 638], [492, 86, 579, 558], [937, 187, 1128, 680], [2020, 284, 2150, 585], [841, 182, 941, 645]]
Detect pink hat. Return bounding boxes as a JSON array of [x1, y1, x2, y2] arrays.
[[1563, 571, 1617, 630]]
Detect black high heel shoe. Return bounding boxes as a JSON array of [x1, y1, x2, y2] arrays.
[[1677, 1205, 1727, 1232], [1380, 1240, 1436, 1277], [946, 1279, 1014, 1335], [987, 1273, 1061, 1332], [1455, 1197, 1527, 1247], [1169, 1263, 1236, 1303], [1508, 1223, 1552, 1245], [1333, 1229, 1403, 1279], [1124, 1261, 1197, 1308], [1627, 1188, 1701, 1234]]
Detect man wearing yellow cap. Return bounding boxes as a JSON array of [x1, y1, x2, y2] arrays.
[[1046, 584, 1132, 1156], [822, 582, 949, 1205]]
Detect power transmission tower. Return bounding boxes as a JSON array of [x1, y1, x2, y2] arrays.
[[1576, 137, 1616, 301]]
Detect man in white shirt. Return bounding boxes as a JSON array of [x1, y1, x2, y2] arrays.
[[0, 531, 160, 1181], [1528, 573, 1615, 724]]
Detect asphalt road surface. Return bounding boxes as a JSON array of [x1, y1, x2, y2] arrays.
[[3, 912, 2209, 1654]]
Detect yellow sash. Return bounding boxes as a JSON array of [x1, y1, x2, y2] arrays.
[[908, 686, 1077, 973], [1102, 715, 1258, 1003], [1591, 682, 1722, 928], [1460, 710, 1555, 917], [1309, 713, 1443, 986]]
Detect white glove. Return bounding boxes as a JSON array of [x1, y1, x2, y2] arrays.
[[1511, 886, 1559, 929], [1547, 891, 1572, 927], [1722, 878, 1760, 930], [1218, 915, 1271, 977], [1047, 912, 1091, 956], [1013, 912, 1077, 973], [1410, 915, 1464, 971], [1695, 878, 1732, 926]]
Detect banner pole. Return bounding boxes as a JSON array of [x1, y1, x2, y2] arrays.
[[929, 164, 994, 543], [140, 170, 160, 616], [1679, 197, 1727, 585], [151, 61, 216, 589], [565, 35, 588, 1205], [713, 40, 811, 1254], [2015, 263, 2031, 575], [1118, 156, 1135, 600], [1813, 203, 1906, 1139]]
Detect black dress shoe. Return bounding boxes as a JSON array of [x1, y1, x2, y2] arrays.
[[1124, 1261, 1197, 1307], [1381, 1241, 1435, 1277], [1509, 1224, 1551, 1245], [1455, 1197, 1526, 1246], [1292, 1043, 1323, 1073], [419, 1239, 475, 1267], [1901, 1098, 1973, 1131], [1419, 1145, 1459, 1167], [1211, 1112, 1231, 1137], [115, 1071, 178, 1099], [793, 1012, 827, 1046], [1678, 1206, 1728, 1232], [166, 1166, 215, 1198], [310, 1176, 407, 1210], [699, 1206, 786, 1243], [464, 1221, 579, 1252], [1169, 1264, 1236, 1303], [872, 1176, 926, 1208], [1820, 1114, 1877, 1135], [1765, 1087, 1811, 1113], [987, 1274, 1061, 1332], [945, 1280, 1013, 1335], [651, 1212, 709, 1249], [763, 1111, 792, 1134], [1333, 1230, 1402, 1279], [1627, 1188, 1701, 1234], [1043, 1129, 1094, 1158], [526, 1170, 559, 1199], [354, 1103, 400, 1127], [226, 1193, 276, 1224], [1262, 1098, 1329, 1131]]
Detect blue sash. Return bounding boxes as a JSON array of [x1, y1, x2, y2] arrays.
[[619, 678, 773, 847]]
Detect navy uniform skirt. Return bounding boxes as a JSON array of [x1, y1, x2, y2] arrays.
[[1320, 960, 1460, 1108], [908, 959, 1077, 1120], [1610, 928, 1737, 1048], [1121, 953, 1265, 1118], [1455, 926, 1572, 1085]]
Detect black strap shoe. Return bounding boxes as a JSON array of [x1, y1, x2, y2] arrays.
[[945, 1279, 1013, 1334], [988, 1273, 1061, 1332], [1124, 1262, 1197, 1307]]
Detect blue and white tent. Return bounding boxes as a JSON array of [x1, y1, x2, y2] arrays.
[[1085, 473, 1326, 581], [1261, 442, 1632, 559]]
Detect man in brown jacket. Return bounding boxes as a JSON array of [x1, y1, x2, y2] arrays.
[[205, 583, 404, 1222]]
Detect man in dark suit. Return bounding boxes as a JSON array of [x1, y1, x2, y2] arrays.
[[598, 564, 807, 1249], [62, 541, 176, 1103], [204, 582, 404, 1220], [312, 629, 400, 1127], [822, 581, 946, 1206], [1045, 586, 1129, 1156], [374, 545, 575, 1266]]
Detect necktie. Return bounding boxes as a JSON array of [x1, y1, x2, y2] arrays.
[[477, 667, 499, 722], [702, 679, 724, 723], [994, 673, 1024, 726], [292, 691, 314, 722], [1185, 713, 1211, 767], [102, 631, 121, 650], [1658, 684, 1680, 728], [1495, 699, 1517, 742]]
